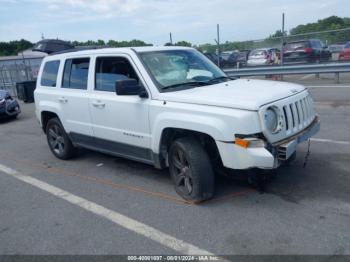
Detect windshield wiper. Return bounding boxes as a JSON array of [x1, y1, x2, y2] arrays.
[[162, 81, 209, 90], [206, 76, 231, 84]]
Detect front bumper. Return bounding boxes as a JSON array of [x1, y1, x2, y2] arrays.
[[216, 116, 320, 170], [272, 116, 320, 161], [0, 101, 21, 118]]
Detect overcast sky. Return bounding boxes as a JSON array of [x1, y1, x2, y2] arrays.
[[1, 0, 349, 45]]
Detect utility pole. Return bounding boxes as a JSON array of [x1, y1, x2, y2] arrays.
[[281, 13, 285, 66], [214, 24, 221, 67], [169, 32, 173, 45]]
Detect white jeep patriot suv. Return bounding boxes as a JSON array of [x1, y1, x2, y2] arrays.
[[34, 46, 320, 202]]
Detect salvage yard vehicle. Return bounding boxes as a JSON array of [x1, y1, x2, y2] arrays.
[[283, 39, 331, 64], [339, 42, 350, 61], [247, 48, 278, 66], [0, 90, 21, 119], [34, 44, 320, 202]]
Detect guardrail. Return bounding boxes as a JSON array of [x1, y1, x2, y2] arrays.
[[223, 62, 350, 83]]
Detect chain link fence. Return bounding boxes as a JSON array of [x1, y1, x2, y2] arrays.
[[1, 27, 350, 92], [0, 57, 43, 96], [222, 27, 349, 50], [199, 27, 350, 68]]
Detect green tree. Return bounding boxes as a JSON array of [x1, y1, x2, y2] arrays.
[[175, 41, 192, 47], [289, 16, 350, 44], [0, 39, 33, 56]]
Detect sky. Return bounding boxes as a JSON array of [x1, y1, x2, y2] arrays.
[[0, 0, 349, 45]]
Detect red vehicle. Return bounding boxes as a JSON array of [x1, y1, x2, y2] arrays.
[[339, 42, 350, 61]]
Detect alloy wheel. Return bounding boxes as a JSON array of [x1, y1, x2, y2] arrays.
[[171, 148, 193, 195], [48, 124, 65, 155]]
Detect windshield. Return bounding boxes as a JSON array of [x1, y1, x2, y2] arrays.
[[139, 49, 227, 91], [285, 41, 310, 50]]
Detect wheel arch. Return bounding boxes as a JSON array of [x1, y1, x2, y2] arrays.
[[41, 111, 60, 133], [38, 101, 63, 133], [155, 127, 223, 169]]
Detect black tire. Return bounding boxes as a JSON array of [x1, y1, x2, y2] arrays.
[[168, 137, 215, 202], [46, 117, 77, 160]]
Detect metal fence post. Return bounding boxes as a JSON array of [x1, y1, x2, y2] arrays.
[[0, 66, 5, 89], [335, 72, 340, 84], [280, 13, 285, 81]]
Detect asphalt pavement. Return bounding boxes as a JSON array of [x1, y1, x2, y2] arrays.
[[0, 79, 349, 256]]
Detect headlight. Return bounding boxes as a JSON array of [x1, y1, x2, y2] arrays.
[[264, 106, 282, 134]]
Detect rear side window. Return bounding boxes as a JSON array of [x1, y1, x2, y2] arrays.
[[95, 57, 139, 92], [62, 58, 90, 90], [41, 60, 60, 87], [345, 43, 350, 49]]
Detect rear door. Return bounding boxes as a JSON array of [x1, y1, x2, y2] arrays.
[[59, 57, 94, 139], [88, 54, 152, 162]]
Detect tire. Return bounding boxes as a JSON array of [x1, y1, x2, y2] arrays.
[[46, 117, 77, 160], [168, 137, 215, 202]]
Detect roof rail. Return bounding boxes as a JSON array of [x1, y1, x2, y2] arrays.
[[32, 39, 110, 55], [49, 46, 110, 55]]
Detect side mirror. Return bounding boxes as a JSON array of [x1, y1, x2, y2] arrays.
[[115, 79, 148, 98]]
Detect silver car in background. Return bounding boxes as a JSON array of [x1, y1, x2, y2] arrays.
[[247, 48, 279, 66]]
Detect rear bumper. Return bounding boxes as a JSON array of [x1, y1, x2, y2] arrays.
[[247, 59, 269, 66], [216, 116, 320, 170]]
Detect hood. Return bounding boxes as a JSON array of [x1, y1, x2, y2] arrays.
[[158, 79, 306, 111]]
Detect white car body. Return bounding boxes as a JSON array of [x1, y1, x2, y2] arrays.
[[247, 48, 277, 66], [35, 46, 320, 171]]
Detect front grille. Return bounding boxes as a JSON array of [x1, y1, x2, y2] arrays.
[[282, 94, 315, 136], [260, 91, 316, 144]]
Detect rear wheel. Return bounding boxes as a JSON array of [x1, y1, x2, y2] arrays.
[[46, 118, 77, 160], [168, 137, 215, 202]]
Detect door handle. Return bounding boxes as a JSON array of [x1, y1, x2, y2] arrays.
[[92, 101, 105, 108], [58, 97, 68, 103]]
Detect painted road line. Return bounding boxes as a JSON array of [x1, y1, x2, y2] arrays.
[[306, 85, 350, 88], [311, 138, 350, 146], [0, 163, 215, 256]]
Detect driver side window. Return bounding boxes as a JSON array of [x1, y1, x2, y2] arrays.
[[95, 56, 140, 92]]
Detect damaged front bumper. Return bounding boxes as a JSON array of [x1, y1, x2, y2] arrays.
[[272, 116, 320, 162], [216, 116, 320, 170]]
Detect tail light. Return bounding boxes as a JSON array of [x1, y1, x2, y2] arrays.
[[304, 48, 313, 53]]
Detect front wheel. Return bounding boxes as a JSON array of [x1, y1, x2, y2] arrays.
[[168, 137, 215, 202], [46, 118, 77, 160]]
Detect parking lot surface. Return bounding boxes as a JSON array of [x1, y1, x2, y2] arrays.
[[0, 80, 349, 255]]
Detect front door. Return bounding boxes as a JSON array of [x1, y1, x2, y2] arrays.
[[88, 55, 152, 162]]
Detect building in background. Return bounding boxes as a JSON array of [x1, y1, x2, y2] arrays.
[[0, 49, 46, 95]]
